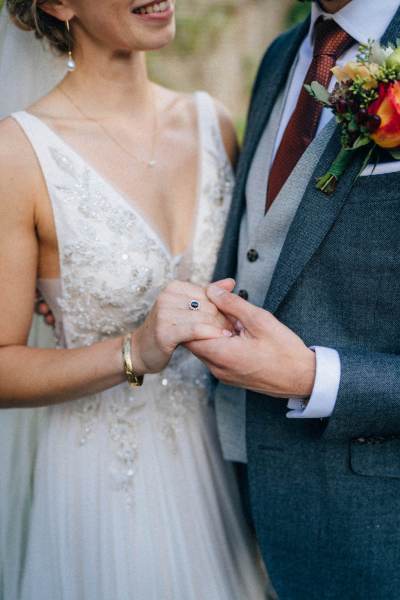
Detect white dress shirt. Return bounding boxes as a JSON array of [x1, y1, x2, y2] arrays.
[[284, 0, 399, 418]]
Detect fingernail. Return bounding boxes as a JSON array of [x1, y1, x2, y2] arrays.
[[235, 320, 244, 332], [222, 329, 233, 337], [208, 285, 226, 298]]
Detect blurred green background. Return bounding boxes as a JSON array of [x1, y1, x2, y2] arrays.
[[0, 0, 311, 125]]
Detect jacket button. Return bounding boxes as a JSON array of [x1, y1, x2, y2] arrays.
[[238, 289, 249, 301], [247, 249, 259, 263]]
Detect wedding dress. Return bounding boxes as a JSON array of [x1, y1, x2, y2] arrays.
[[10, 92, 266, 600]]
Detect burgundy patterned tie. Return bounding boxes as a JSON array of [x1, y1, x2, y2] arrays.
[[266, 18, 354, 210]]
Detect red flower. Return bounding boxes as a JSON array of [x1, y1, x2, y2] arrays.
[[368, 82, 400, 149]]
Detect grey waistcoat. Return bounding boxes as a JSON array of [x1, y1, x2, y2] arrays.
[[214, 83, 336, 463]]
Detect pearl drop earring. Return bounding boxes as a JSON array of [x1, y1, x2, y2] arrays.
[[65, 20, 76, 72]]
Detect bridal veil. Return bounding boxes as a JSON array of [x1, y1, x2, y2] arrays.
[[0, 6, 65, 597]]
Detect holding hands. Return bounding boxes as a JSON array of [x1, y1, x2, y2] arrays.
[[130, 279, 236, 375], [186, 281, 316, 400], [35, 279, 316, 397]]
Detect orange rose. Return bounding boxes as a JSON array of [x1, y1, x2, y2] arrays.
[[332, 61, 379, 90], [369, 81, 400, 149]]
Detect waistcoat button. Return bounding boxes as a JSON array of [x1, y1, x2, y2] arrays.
[[238, 289, 249, 300], [247, 249, 259, 263]]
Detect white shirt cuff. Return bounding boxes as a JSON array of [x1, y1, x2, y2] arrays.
[[286, 346, 341, 419]]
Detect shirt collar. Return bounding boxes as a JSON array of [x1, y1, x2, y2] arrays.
[[310, 0, 399, 46]]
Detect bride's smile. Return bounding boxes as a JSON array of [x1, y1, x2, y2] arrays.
[[131, 0, 174, 21]]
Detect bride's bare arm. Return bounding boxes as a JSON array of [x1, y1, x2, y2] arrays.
[[0, 119, 232, 409], [0, 120, 127, 407]]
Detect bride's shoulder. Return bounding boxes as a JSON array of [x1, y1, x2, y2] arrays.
[[0, 114, 25, 147], [0, 116, 35, 165], [157, 85, 238, 167], [0, 116, 44, 210], [209, 96, 239, 168]]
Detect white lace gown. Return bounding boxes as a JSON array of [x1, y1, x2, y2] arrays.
[[11, 92, 266, 600]]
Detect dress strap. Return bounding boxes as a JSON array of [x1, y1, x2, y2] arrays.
[[12, 110, 51, 155], [11, 110, 47, 158], [10, 110, 80, 321], [11, 110, 68, 193]]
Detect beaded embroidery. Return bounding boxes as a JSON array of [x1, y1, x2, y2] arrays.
[[20, 93, 235, 504]]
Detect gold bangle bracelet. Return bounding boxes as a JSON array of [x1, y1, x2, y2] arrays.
[[122, 333, 144, 388]]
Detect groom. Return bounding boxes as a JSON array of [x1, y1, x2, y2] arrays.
[[187, 0, 400, 598]]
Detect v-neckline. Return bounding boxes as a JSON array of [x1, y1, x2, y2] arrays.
[[22, 92, 204, 262]]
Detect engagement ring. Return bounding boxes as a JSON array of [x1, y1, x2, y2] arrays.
[[188, 300, 200, 311]]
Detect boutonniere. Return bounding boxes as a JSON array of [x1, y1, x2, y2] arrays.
[[306, 40, 400, 195]]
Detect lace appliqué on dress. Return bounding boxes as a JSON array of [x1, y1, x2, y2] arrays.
[[156, 349, 212, 449], [51, 146, 170, 348], [42, 102, 234, 504]]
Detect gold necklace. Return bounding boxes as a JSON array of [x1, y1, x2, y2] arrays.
[[58, 85, 159, 169]]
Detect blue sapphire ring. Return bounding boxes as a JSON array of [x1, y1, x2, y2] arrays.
[[188, 299, 201, 311]]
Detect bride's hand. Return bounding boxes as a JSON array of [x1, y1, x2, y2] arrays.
[[131, 279, 235, 375]]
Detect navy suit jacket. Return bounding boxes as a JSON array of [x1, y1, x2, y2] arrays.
[[214, 8, 400, 600]]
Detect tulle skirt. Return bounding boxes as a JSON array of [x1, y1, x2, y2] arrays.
[[18, 374, 266, 600]]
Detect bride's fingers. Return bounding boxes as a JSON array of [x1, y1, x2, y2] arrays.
[[164, 280, 237, 312], [159, 311, 233, 346], [164, 280, 208, 299], [162, 291, 223, 316], [224, 315, 244, 332], [156, 288, 235, 335], [174, 323, 232, 344], [173, 308, 234, 332]]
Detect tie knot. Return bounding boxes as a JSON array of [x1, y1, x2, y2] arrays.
[[313, 17, 354, 59]]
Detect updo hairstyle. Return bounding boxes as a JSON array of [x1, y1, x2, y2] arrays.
[[6, 0, 72, 54]]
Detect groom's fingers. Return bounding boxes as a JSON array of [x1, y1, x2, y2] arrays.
[[185, 338, 231, 368], [210, 280, 238, 329], [212, 278, 236, 292], [208, 279, 244, 330], [206, 285, 260, 334]]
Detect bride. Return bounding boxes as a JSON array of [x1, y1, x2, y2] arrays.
[[0, 0, 266, 598]]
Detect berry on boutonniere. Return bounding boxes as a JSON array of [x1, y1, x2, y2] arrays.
[[366, 114, 382, 134], [355, 108, 369, 125]]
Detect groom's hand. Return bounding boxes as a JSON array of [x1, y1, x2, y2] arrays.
[[185, 284, 316, 399]]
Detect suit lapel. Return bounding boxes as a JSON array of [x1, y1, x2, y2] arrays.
[[264, 127, 363, 313], [264, 7, 400, 314], [237, 18, 310, 204], [213, 18, 310, 281], [382, 5, 400, 45]]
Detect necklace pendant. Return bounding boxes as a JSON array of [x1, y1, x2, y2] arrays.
[[148, 160, 157, 168]]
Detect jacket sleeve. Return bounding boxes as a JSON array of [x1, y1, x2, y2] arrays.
[[322, 348, 400, 441]]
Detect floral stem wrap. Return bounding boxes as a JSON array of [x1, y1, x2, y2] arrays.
[[316, 147, 353, 194]]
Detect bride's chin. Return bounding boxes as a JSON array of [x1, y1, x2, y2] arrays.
[[132, 28, 176, 52], [126, 11, 176, 51]]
